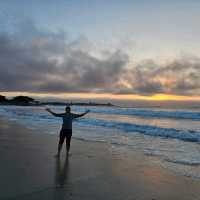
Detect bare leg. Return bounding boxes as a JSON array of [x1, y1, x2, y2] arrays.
[[66, 135, 72, 155], [55, 134, 65, 157]]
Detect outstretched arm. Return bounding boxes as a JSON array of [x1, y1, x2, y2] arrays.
[[45, 108, 63, 117], [73, 110, 90, 118]]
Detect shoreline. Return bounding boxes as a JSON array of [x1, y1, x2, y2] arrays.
[[0, 119, 200, 200]]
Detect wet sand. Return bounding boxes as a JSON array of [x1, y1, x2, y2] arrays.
[[0, 119, 200, 200]]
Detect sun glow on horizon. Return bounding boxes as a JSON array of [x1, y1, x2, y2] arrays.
[[1, 92, 200, 102]]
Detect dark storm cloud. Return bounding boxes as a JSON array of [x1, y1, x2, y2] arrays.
[[0, 20, 200, 96], [0, 21, 128, 93]]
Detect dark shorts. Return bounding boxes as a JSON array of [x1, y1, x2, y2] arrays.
[[59, 129, 72, 143]]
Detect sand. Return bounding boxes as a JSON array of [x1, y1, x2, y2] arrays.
[[0, 119, 200, 200]]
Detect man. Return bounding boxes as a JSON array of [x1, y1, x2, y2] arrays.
[[46, 106, 89, 157]]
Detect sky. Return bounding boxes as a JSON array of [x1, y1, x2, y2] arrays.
[[0, 0, 200, 102]]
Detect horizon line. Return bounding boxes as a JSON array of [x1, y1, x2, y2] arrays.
[[1, 92, 200, 102]]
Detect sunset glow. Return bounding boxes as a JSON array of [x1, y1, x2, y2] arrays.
[[2, 92, 200, 102]]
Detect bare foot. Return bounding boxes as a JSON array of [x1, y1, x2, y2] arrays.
[[54, 153, 60, 158]]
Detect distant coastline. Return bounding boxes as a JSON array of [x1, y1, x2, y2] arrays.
[[0, 95, 115, 107]]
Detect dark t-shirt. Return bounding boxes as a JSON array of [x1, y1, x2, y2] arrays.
[[54, 112, 80, 130]]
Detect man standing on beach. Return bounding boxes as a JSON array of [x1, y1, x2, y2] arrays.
[[46, 106, 89, 157]]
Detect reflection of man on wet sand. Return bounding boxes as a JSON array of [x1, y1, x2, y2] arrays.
[[46, 106, 89, 157], [53, 157, 71, 200], [55, 156, 69, 188]]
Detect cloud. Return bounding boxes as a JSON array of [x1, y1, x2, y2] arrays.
[[0, 19, 200, 96], [120, 58, 200, 95], [0, 20, 128, 94]]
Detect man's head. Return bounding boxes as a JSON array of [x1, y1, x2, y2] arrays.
[[65, 106, 71, 113]]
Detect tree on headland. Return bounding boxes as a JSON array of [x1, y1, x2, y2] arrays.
[[0, 95, 115, 107], [11, 96, 35, 104], [0, 95, 7, 102]]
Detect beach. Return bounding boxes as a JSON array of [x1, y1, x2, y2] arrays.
[[1, 0, 200, 199], [0, 119, 200, 200]]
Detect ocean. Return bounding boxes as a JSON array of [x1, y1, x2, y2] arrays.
[[1, 105, 200, 179]]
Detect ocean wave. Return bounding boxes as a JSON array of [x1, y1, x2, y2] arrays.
[[164, 158, 200, 166], [90, 107, 200, 120], [1, 106, 200, 143], [1, 105, 200, 121], [77, 118, 200, 143]]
